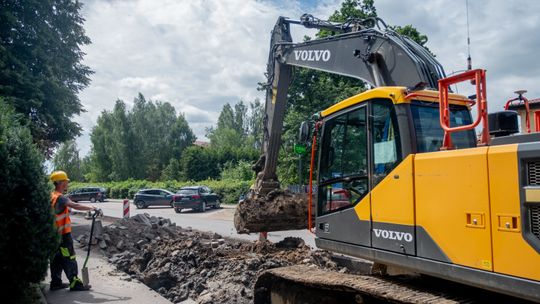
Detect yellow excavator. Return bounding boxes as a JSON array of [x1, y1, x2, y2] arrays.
[[234, 14, 540, 303]]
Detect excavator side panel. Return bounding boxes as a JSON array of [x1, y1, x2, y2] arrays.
[[371, 155, 416, 255], [489, 143, 540, 281], [414, 147, 493, 270]]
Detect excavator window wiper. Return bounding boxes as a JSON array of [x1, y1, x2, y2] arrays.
[[319, 172, 367, 187]]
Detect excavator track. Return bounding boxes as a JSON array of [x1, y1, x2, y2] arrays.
[[254, 265, 479, 304]]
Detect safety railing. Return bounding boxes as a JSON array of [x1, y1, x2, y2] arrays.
[[504, 91, 531, 134], [438, 69, 489, 150]]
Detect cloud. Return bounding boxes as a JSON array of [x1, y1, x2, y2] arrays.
[[76, 0, 540, 156], [375, 0, 540, 104], [76, 0, 339, 155]]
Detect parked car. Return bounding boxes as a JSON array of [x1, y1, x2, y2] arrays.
[[173, 186, 221, 213], [68, 187, 107, 203], [133, 189, 174, 209]]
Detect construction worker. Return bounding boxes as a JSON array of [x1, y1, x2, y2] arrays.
[[49, 170, 96, 291]]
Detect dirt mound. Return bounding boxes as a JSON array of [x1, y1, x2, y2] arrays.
[[77, 214, 340, 303]]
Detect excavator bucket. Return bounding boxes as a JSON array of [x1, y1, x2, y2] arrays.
[[234, 190, 313, 234]]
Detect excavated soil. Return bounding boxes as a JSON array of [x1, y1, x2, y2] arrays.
[[77, 214, 340, 303], [234, 189, 312, 233]]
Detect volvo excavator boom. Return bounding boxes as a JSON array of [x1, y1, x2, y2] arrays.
[[257, 14, 445, 195], [235, 14, 446, 233]]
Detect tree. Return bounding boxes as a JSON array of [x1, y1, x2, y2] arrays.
[[0, 99, 57, 301], [220, 160, 255, 181], [0, 0, 93, 156], [233, 101, 248, 135], [109, 100, 135, 180], [88, 111, 114, 181], [88, 93, 196, 181], [247, 99, 264, 149], [52, 140, 83, 181], [179, 146, 220, 181], [207, 99, 263, 151], [392, 24, 432, 54]]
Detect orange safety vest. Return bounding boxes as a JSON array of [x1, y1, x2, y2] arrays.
[[51, 191, 72, 235]]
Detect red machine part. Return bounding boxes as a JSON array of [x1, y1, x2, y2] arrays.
[[504, 94, 532, 134], [438, 69, 489, 150], [307, 121, 322, 234]]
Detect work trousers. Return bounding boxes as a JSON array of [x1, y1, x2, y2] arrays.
[[50, 233, 79, 286]]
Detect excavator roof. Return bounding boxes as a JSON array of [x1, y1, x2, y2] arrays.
[[320, 86, 471, 118]]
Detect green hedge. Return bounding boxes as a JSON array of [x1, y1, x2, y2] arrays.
[[69, 179, 252, 205], [0, 100, 58, 300]]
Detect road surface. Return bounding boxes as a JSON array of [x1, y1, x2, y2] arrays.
[[78, 199, 316, 247]]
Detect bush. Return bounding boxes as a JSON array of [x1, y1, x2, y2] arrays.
[[70, 178, 252, 204], [0, 100, 58, 300], [220, 160, 255, 181]]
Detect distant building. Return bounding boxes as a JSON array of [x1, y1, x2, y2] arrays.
[[193, 140, 210, 148]]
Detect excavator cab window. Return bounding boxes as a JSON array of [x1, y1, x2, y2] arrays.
[[318, 106, 368, 215], [410, 101, 476, 152], [371, 99, 402, 186]]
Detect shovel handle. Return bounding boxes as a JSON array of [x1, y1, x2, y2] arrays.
[[82, 210, 98, 268]]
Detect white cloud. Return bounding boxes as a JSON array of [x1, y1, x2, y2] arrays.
[[76, 0, 540, 156], [375, 0, 540, 105], [76, 0, 338, 156]]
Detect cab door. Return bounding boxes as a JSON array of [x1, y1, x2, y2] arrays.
[[315, 105, 371, 247], [369, 99, 416, 255]]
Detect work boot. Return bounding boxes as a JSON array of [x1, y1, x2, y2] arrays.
[[70, 283, 91, 291], [69, 278, 91, 291], [50, 282, 69, 291]]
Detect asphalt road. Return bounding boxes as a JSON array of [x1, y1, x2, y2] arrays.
[[78, 199, 316, 247]]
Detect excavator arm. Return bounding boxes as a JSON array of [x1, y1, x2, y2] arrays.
[[256, 14, 445, 196], [235, 14, 445, 233]]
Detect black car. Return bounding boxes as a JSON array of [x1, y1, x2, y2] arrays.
[[134, 189, 174, 209], [173, 186, 221, 213], [68, 187, 107, 203]]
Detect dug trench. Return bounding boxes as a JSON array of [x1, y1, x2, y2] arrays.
[[76, 213, 343, 303]]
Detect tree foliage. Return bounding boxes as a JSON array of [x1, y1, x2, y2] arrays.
[[88, 94, 196, 181], [52, 140, 83, 181], [0, 99, 57, 300], [0, 0, 92, 155], [206, 99, 263, 151], [196, 100, 262, 181], [178, 146, 258, 182]]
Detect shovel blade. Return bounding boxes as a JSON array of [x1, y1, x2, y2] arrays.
[[82, 267, 89, 286]]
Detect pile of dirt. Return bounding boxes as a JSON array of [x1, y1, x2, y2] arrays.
[[77, 214, 341, 303], [234, 189, 313, 234]]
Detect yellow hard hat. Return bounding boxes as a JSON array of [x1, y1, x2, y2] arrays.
[[50, 171, 70, 182]]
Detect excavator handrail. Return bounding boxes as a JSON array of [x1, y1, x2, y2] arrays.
[[505, 96, 531, 133], [438, 69, 489, 150]]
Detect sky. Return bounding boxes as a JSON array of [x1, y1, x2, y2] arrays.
[[76, 0, 540, 156]]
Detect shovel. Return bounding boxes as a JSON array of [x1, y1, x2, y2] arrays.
[[82, 208, 102, 287]]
